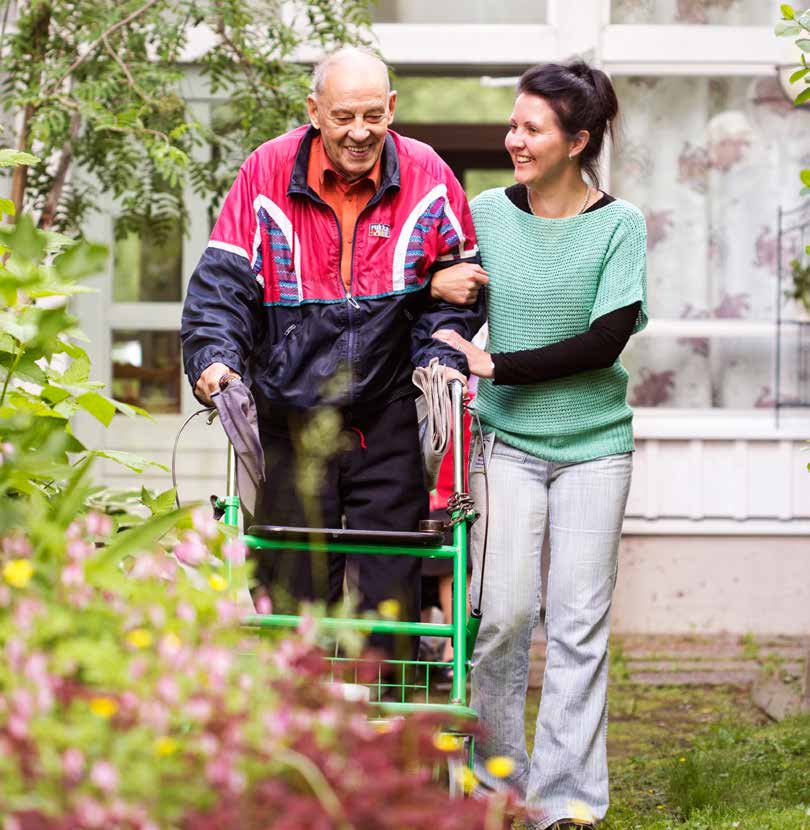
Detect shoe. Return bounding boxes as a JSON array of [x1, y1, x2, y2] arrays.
[[549, 822, 594, 830]]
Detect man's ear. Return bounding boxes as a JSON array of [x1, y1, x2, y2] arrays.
[[306, 95, 320, 129], [387, 90, 397, 124]]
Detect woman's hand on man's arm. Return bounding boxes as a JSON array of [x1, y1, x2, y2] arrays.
[[430, 262, 489, 305], [433, 329, 494, 379]]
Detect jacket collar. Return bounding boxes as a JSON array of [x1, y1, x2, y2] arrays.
[[288, 125, 400, 198]]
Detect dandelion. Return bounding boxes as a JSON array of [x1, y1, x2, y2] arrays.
[[485, 756, 515, 778], [208, 574, 228, 592], [433, 732, 463, 752], [453, 765, 478, 795], [679, 756, 686, 763], [656, 804, 664, 811], [3, 559, 33, 588], [125, 628, 153, 649], [154, 737, 179, 757], [89, 696, 119, 719], [377, 598, 400, 620]]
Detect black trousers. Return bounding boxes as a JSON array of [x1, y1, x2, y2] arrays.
[[248, 395, 427, 657]]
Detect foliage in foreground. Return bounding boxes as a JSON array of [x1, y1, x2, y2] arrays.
[[0, 0, 372, 236], [0, 158, 510, 827]]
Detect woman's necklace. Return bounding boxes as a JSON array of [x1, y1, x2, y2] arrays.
[[527, 183, 591, 218]]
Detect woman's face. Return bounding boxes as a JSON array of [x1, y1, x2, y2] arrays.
[[505, 93, 576, 188]]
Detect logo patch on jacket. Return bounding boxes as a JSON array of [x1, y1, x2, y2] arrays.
[[369, 223, 391, 238]]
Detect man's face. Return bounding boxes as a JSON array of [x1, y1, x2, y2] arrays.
[[307, 61, 396, 182]]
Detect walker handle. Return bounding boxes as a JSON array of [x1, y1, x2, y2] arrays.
[[449, 378, 465, 497]]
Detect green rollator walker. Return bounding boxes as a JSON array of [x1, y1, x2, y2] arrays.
[[217, 379, 482, 777]]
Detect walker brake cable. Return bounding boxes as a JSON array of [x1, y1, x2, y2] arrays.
[[171, 407, 217, 509]]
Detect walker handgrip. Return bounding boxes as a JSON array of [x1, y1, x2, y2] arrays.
[[449, 379, 465, 497]]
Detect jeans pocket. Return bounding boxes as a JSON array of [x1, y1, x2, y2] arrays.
[[469, 431, 495, 472]]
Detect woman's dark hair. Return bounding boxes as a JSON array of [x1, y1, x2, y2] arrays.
[[517, 60, 619, 189]]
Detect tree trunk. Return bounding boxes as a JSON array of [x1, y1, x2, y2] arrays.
[[9, 3, 53, 221], [39, 113, 81, 231]]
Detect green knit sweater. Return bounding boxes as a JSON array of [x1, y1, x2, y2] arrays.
[[471, 188, 649, 463]]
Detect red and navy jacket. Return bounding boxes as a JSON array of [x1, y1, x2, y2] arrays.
[[181, 125, 485, 414]]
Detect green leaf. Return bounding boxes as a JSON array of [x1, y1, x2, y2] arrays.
[[52, 241, 108, 281], [797, 39, 810, 52], [6, 214, 47, 263], [781, 4, 795, 19], [799, 9, 810, 29], [89, 506, 190, 574], [801, 170, 810, 188], [776, 20, 801, 35], [141, 485, 178, 515], [92, 449, 169, 474], [0, 149, 41, 168], [789, 67, 810, 83], [61, 355, 91, 384], [54, 455, 96, 527], [795, 87, 810, 106], [0, 198, 15, 217], [77, 391, 116, 426]]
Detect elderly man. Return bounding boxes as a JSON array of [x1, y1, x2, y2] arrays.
[[181, 47, 486, 635]]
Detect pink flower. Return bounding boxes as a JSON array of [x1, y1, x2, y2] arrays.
[[216, 599, 241, 624], [192, 507, 219, 540], [90, 760, 119, 793], [86, 511, 113, 538], [177, 602, 196, 623], [61, 562, 85, 588], [255, 594, 272, 614], [148, 605, 166, 628], [1, 533, 32, 558], [66, 521, 83, 540], [67, 539, 94, 562], [222, 538, 247, 563], [173, 531, 207, 567], [186, 696, 213, 723], [62, 747, 85, 782], [156, 676, 180, 706], [75, 796, 107, 828]]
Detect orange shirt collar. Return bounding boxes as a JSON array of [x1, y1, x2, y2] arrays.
[[308, 133, 382, 192]]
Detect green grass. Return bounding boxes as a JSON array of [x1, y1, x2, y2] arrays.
[[521, 681, 809, 829]]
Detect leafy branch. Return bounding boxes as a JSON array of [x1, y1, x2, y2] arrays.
[[777, 4, 810, 195]]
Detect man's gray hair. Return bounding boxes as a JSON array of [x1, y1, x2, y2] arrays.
[[311, 46, 391, 97]]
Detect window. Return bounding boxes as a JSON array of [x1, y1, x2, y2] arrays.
[[372, 0, 546, 24], [611, 0, 776, 25], [111, 330, 182, 414], [113, 221, 183, 303], [611, 75, 810, 407]]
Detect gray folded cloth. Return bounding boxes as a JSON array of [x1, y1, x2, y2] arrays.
[[412, 357, 452, 491], [210, 378, 265, 518]]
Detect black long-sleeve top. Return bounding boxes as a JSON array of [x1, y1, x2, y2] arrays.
[[489, 185, 641, 385]]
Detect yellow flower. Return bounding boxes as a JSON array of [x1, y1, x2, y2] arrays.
[[657, 805, 665, 811], [485, 756, 515, 778], [567, 800, 595, 824], [433, 732, 463, 752], [377, 599, 400, 620], [125, 628, 153, 649], [89, 696, 119, 719], [208, 574, 228, 592], [679, 756, 687, 763], [3, 559, 33, 588], [154, 737, 178, 757], [453, 766, 478, 794]]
